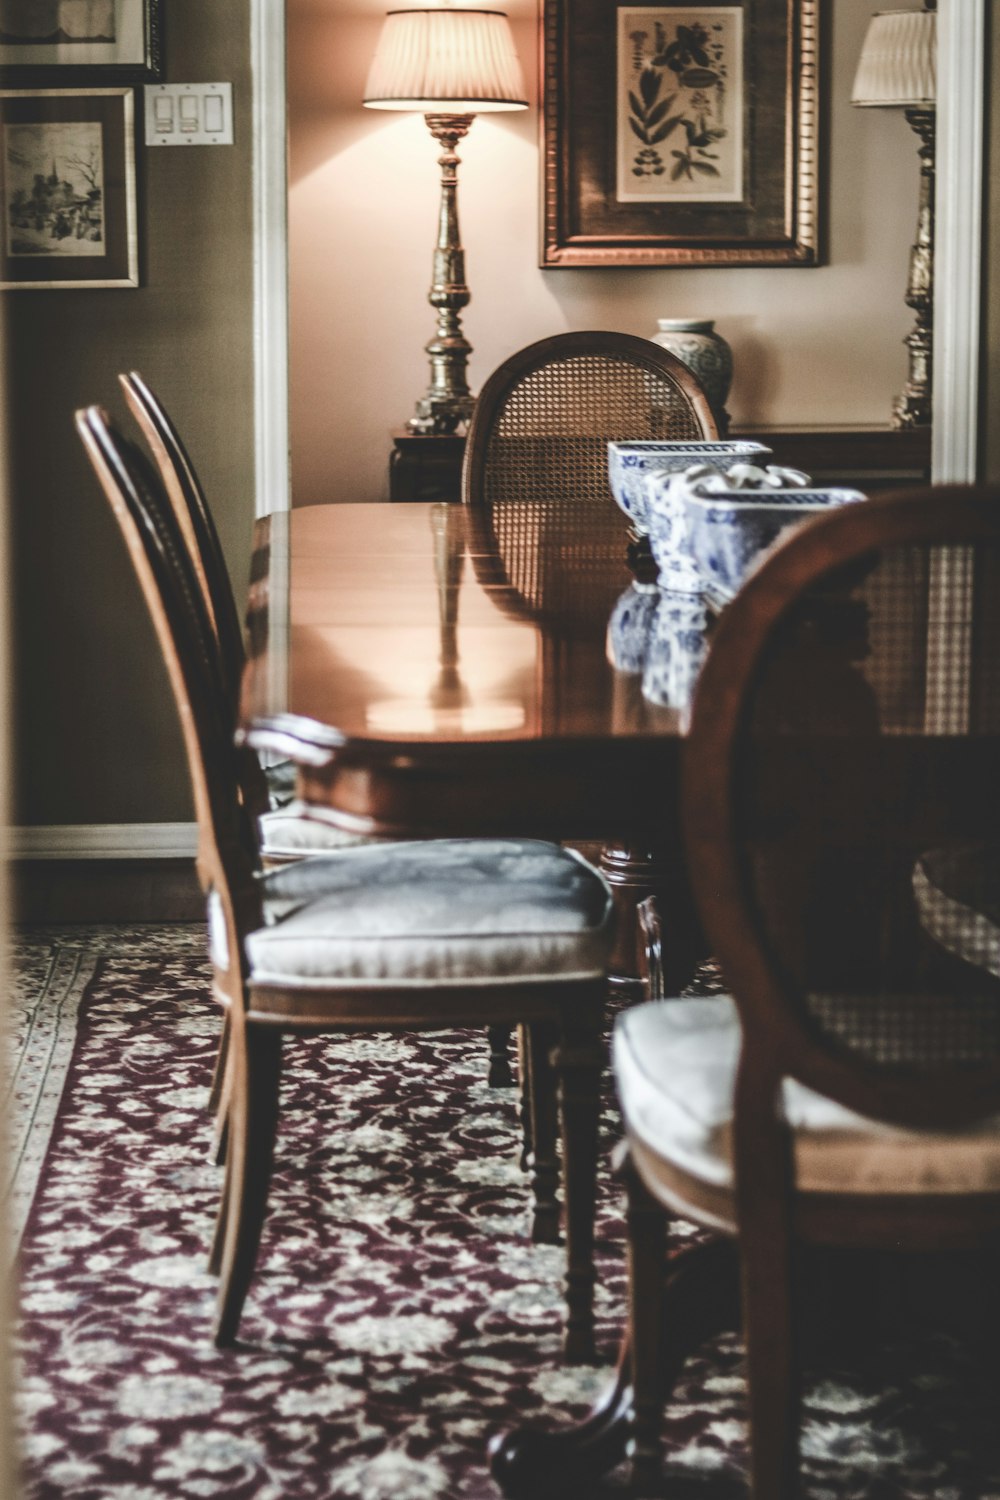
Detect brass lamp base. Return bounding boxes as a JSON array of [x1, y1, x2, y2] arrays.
[[892, 107, 934, 430], [407, 113, 477, 436]]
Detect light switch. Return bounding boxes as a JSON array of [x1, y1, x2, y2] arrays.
[[153, 94, 174, 133], [144, 84, 233, 146]]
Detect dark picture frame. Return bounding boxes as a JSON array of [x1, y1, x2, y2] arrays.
[[0, 87, 138, 289], [540, 0, 821, 267], [0, 0, 162, 84]]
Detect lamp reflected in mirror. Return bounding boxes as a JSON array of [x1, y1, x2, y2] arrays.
[[852, 2, 936, 429]]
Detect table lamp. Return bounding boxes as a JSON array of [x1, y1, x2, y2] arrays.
[[364, 5, 527, 435], [852, 2, 936, 428]]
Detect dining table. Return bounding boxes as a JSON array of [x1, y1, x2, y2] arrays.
[[239, 495, 709, 989]]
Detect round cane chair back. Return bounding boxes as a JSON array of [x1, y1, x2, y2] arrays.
[[685, 486, 1000, 1135]]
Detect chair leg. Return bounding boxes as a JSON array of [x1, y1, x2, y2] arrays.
[[741, 1219, 801, 1499], [525, 1021, 561, 1245], [555, 1014, 603, 1365], [207, 1148, 231, 1277], [207, 1011, 231, 1113], [210, 1045, 233, 1167], [213, 1024, 283, 1346], [487, 1023, 515, 1087], [516, 1024, 532, 1171], [621, 1146, 667, 1491]]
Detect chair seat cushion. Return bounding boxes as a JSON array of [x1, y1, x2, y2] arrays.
[[259, 802, 374, 861], [614, 998, 1000, 1199], [913, 844, 1000, 978], [239, 839, 613, 988]]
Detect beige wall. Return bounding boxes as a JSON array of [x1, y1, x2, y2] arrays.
[[8, 0, 255, 827], [288, 0, 921, 508]]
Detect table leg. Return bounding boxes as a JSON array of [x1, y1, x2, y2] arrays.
[[488, 1237, 740, 1496], [555, 1020, 604, 1364], [600, 843, 708, 997]]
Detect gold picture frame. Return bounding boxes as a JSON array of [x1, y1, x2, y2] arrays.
[[541, 0, 821, 267], [0, 87, 137, 289]]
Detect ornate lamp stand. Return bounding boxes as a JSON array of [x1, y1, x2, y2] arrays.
[[893, 108, 934, 429], [408, 114, 476, 435], [851, 3, 936, 429], [363, 6, 527, 439]]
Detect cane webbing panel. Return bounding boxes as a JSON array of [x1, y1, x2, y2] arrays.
[[483, 353, 707, 511], [738, 539, 1000, 1077], [478, 352, 709, 624]]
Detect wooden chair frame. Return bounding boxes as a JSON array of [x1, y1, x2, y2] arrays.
[[76, 405, 608, 1363], [624, 485, 1000, 1495], [462, 330, 718, 622], [462, 330, 718, 991]]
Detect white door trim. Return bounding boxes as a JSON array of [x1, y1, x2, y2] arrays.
[[252, 0, 290, 516], [932, 0, 985, 483]]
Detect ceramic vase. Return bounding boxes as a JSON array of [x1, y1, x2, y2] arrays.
[[652, 318, 733, 434]]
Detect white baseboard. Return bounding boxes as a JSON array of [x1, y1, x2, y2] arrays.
[[9, 823, 199, 861]]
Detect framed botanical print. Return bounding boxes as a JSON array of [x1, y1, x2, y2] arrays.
[[541, 0, 821, 267], [0, 0, 163, 83], [0, 87, 138, 288]]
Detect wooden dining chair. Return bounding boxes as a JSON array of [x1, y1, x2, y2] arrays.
[[120, 370, 526, 1091], [611, 485, 1000, 1495], [463, 330, 717, 620], [76, 403, 613, 1363], [462, 331, 718, 1000]]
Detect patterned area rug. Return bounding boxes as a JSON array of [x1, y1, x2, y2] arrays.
[[8, 927, 1000, 1499]]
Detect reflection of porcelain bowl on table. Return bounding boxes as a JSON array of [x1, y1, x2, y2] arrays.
[[606, 582, 660, 674], [641, 591, 710, 718], [607, 440, 773, 534], [683, 487, 867, 607]]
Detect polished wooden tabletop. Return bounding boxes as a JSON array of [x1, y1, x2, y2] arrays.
[[239, 500, 685, 840]]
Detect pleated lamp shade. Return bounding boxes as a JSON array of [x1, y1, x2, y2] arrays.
[[363, 7, 527, 113], [852, 8, 936, 108]]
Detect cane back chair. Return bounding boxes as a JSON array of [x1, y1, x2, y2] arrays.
[[462, 330, 717, 622], [463, 332, 717, 992], [614, 486, 1000, 1495], [76, 404, 613, 1361]]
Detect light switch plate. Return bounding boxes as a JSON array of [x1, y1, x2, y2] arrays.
[[144, 84, 233, 146]]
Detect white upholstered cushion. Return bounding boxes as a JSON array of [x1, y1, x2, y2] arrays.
[[235, 838, 612, 989], [259, 802, 374, 861], [614, 998, 1000, 1197]]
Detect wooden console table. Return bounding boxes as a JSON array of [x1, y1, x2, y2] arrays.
[[389, 424, 932, 503]]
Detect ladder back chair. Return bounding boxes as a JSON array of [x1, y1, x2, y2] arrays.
[[76, 404, 614, 1362], [614, 485, 1000, 1495]]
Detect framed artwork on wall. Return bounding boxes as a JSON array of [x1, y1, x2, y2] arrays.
[[0, 87, 138, 289], [0, 0, 163, 83], [540, 0, 821, 267]]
